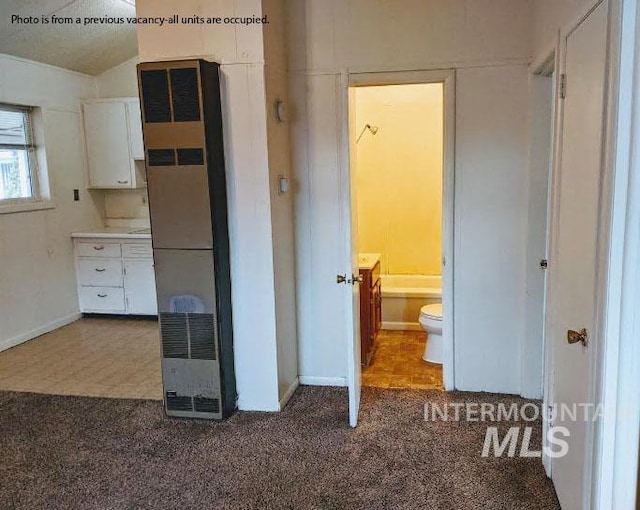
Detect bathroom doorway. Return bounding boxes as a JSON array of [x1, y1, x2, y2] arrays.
[[342, 70, 455, 424], [353, 83, 445, 389]]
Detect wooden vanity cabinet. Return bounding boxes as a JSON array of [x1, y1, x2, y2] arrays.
[[360, 260, 382, 367]]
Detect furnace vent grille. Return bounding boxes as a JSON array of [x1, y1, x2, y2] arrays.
[[160, 312, 217, 360]]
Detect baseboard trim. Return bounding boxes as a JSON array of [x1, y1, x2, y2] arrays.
[[382, 321, 423, 331], [299, 376, 347, 387], [0, 312, 81, 353], [279, 377, 300, 410]]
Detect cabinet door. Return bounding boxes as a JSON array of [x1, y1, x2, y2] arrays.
[[123, 258, 158, 315], [360, 270, 372, 366], [126, 99, 145, 160], [370, 280, 382, 343], [83, 102, 133, 188]]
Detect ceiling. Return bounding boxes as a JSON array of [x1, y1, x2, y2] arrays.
[[0, 0, 138, 75]]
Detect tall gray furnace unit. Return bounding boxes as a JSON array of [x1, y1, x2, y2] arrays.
[[137, 59, 236, 420]]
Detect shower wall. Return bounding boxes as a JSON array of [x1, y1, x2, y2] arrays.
[[355, 84, 443, 276]]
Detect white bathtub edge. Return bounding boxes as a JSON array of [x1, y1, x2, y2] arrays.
[[380, 287, 442, 299], [382, 321, 423, 331]]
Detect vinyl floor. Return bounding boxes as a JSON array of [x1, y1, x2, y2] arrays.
[[362, 330, 443, 390], [0, 317, 162, 400]]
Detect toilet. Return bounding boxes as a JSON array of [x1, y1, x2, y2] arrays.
[[419, 303, 443, 364]]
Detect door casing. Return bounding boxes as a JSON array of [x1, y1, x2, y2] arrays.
[[528, 48, 557, 477], [340, 69, 456, 421]]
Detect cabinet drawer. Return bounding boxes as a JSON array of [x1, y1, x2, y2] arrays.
[[122, 243, 153, 258], [79, 286, 125, 312], [78, 258, 123, 287], [76, 242, 121, 258]]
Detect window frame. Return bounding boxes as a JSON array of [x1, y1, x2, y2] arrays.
[[0, 103, 53, 214]]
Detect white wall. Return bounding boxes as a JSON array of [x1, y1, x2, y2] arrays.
[[135, 0, 298, 411], [453, 66, 529, 393], [0, 55, 103, 351], [354, 84, 444, 276], [288, 0, 533, 393], [290, 72, 349, 385], [263, 0, 299, 402], [96, 57, 139, 98], [288, 0, 532, 73], [531, 0, 596, 58]]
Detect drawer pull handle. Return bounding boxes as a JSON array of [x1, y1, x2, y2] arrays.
[[95, 268, 106, 272], [97, 294, 108, 298], [117, 180, 129, 184], [93, 246, 105, 251]]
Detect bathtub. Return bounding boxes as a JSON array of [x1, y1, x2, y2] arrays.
[[380, 274, 442, 330]]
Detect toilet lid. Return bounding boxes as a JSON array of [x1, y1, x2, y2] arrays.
[[420, 303, 443, 320]]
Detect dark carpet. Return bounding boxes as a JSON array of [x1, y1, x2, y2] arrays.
[[0, 387, 560, 509]]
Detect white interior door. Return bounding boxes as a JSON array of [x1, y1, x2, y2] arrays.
[[345, 83, 362, 427], [549, 2, 609, 508]]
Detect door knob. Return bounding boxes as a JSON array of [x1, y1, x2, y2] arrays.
[[336, 274, 347, 284], [567, 328, 588, 347]]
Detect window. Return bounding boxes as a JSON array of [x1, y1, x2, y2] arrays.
[[0, 104, 39, 203]]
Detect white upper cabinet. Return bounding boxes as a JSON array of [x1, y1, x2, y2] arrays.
[[125, 99, 145, 160], [82, 98, 145, 189]]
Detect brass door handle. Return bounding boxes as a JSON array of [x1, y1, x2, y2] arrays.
[[336, 274, 347, 284], [567, 328, 588, 347], [350, 274, 364, 285]]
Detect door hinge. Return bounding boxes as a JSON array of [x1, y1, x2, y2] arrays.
[[540, 259, 548, 270], [560, 74, 567, 99]]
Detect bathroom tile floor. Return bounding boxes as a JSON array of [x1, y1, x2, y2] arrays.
[[0, 317, 162, 400], [362, 330, 443, 390]]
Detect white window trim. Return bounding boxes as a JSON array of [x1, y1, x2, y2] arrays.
[[0, 105, 54, 214], [0, 199, 55, 214]]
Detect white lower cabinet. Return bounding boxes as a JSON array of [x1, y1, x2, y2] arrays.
[[124, 258, 157, 315], [78, 258, 123, 287], [80, 287, 125, 312], [74, 237, 157, 315]]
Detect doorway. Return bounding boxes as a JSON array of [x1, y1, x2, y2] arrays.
[[342, 70, 455, 426], [352, 83, 445, 390]]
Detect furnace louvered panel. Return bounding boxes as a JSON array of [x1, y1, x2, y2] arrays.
[[138, 59, 236, 420], [159, 312, 217, 360], [159, 313, 188, 359]]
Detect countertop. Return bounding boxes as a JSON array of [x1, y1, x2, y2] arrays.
[[359, 252, 381, 270], [71, 227, 152, 239]]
